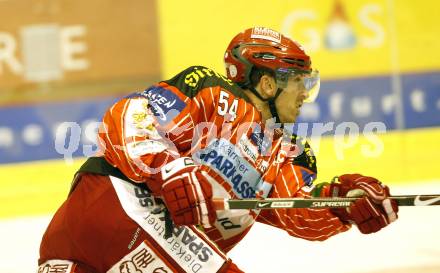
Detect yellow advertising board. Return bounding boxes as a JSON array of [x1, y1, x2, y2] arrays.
[[158, 0, 440, 79]]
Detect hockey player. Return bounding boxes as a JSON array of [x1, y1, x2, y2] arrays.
[[38, 27, 398, 273]]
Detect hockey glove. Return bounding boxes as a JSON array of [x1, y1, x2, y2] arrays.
[[330, 174, 398, 234], [158, 157, 216, 228]]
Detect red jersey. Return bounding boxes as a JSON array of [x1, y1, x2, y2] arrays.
[[99, 66, 350, 252]]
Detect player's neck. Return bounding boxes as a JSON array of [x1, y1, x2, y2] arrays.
[[243, 89, 273, 121]]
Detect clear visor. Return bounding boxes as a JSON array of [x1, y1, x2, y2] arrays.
[[303, 70, 320, 103], [276, 68, 320, 103]]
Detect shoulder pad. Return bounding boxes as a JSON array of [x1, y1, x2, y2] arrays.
[[162, 66, 247, 99], [290, 135, 317, 174]]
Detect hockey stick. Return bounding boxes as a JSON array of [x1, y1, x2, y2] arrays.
[[212, 194, 440, 210]]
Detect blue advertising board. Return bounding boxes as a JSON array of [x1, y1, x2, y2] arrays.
[[296, 71, 440, 131], [0, 97, 117, 163], [1, 71, 439, 164]]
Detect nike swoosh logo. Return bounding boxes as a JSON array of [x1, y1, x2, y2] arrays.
[[414, 196, 440, 206], [164, 158, 194, 173], [257, 202, 271, 208]]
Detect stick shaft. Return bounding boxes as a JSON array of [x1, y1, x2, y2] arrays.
[[213, 194, 440, 210]]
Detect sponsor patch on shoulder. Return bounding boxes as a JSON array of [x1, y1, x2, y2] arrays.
[[141, 86, 186, 125], [38, 260, 75, 273]]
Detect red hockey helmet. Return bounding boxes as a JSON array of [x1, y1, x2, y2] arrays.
[[224, 27, 319, 102]]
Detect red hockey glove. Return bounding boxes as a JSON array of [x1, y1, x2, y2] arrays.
[[158, 157, 216, 228], [330, 174, 398, 234]]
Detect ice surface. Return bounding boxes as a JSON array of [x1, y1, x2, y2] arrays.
[[1, 182, 438, 273]]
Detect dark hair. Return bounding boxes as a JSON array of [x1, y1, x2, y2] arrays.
[[249, 67, 275, 89]]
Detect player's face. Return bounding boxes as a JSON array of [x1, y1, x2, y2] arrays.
[[275, 74, 309, 123]]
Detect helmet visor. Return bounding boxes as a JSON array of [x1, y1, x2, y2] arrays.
[[276, 68, 320, 103], [303, 70, 320, 103]]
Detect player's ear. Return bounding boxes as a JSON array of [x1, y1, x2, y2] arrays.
[[259, 74, 277, 97]]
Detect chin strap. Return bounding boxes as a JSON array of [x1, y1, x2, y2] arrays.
[[249, 86, 284, 123]]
